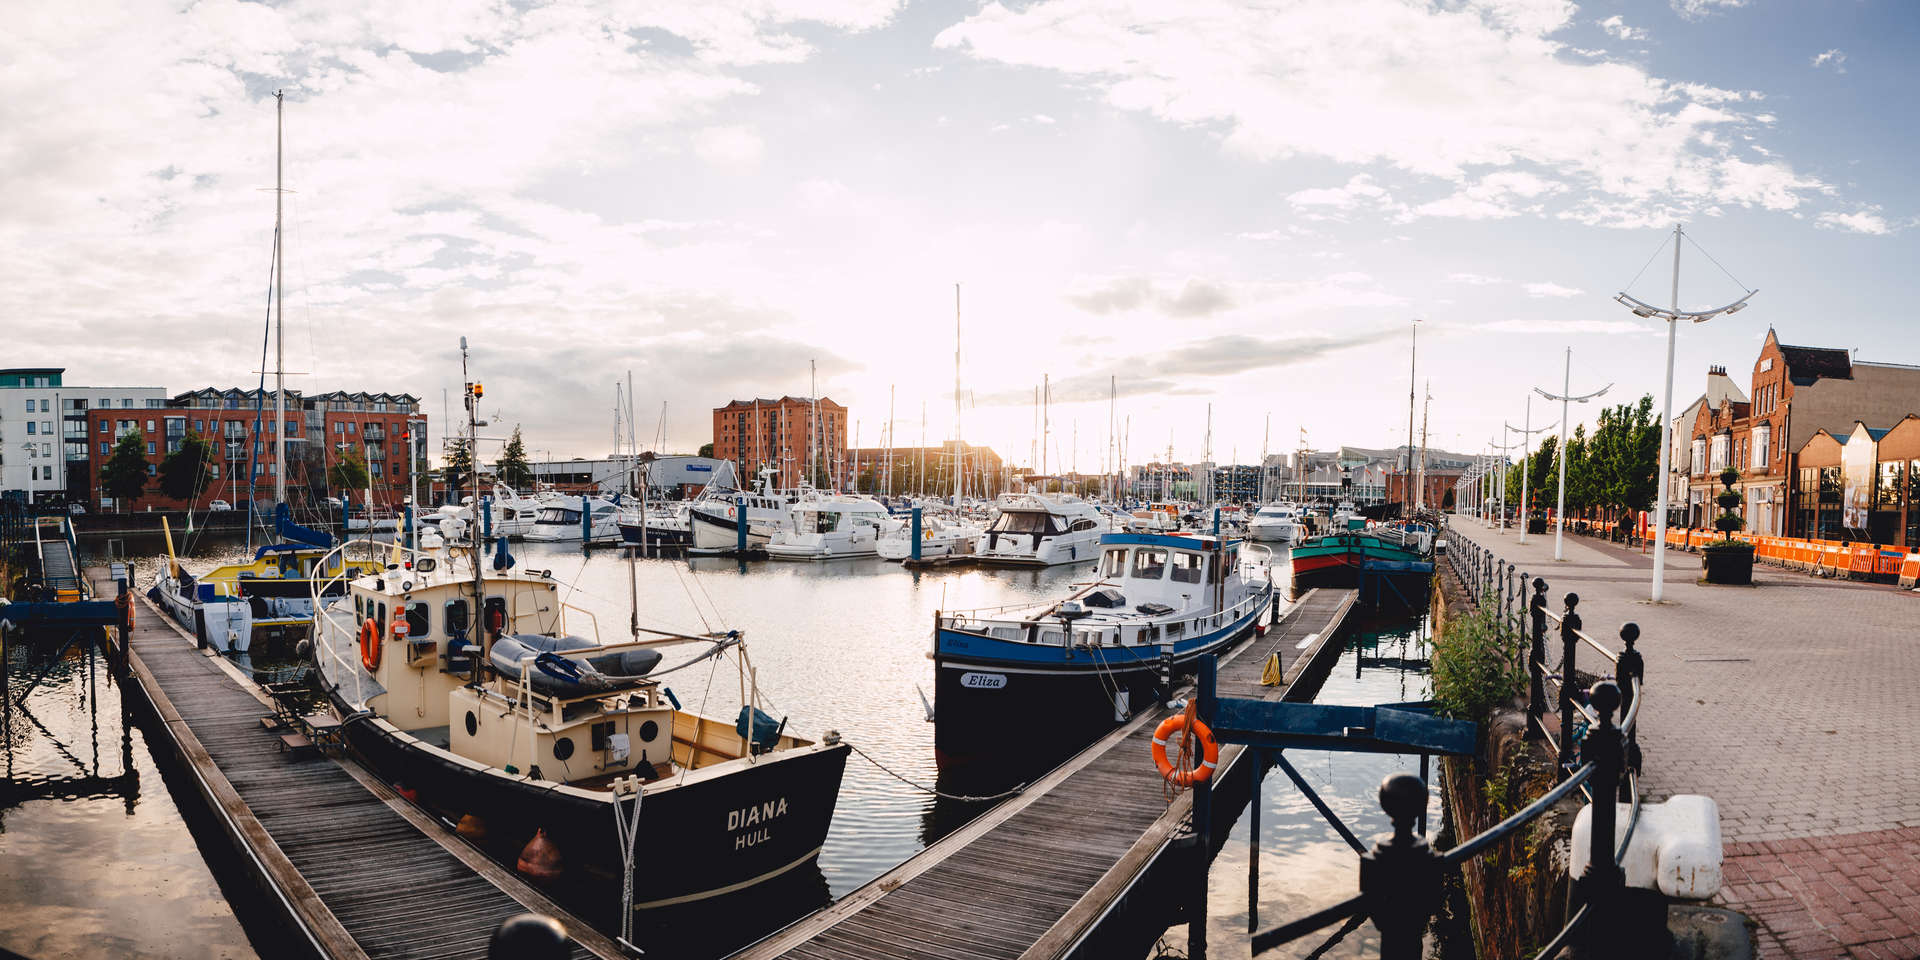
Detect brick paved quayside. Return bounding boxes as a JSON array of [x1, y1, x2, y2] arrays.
[[1450, 517, 1920, 959]]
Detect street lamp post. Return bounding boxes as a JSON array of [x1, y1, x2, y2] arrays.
[[1614, 224, 1756, 602], [1490, 437, 1520, 531], [1506, 396, 1557, 545], [21, 442, 36, 507], [1534, 350, 1611, 562]]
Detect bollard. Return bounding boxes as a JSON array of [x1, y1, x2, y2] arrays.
[[736, 496, 748, 554], [910, 506, 923, 563], [489, 914, 568, 960], [1527, 578, 1547, 732], [1558, 593, 1581, 775], [1359, 773, 1441, 960]]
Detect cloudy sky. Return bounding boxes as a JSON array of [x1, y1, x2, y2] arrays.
[[5, 0, 1913, 471]]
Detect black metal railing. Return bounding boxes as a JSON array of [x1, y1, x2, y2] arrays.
[[1251, 522, 1647, 958]]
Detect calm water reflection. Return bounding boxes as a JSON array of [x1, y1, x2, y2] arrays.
[[35, 534, 1429, 959], [0, 631, 258, 960]]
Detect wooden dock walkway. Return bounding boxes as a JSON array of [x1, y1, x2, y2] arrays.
[[116, 578, 625, 960], [730, 587, 1360, 960]]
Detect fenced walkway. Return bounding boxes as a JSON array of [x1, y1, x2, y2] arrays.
[[1450, 516, 1920, 960]]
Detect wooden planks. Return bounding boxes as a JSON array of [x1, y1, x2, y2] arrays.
[[730, 588, 1358, 960], [122, 591, 620, 960]]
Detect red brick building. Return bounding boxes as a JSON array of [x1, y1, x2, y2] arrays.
[[1684, 330, 1920, 538], [87, 387, 423, 512], [712, 397, 847, 490]]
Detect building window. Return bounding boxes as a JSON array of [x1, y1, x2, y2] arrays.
[[25, 422, 34, 435], [334, 422, 344, 434], [1690, 439, 1706, 476], [146, 441, 155, 455], [347, 422, 356, 435], [99, 442, 109, 455], [120, 398, 132, 408], [41, 443, 51, 457], [146, 399, 163, 408], [146, 464, 156, 476], [1751, 425, 1769, 469], [100, 397, 111, 407], [1709, 435, 1728, 472], [370, 461, 383, 478]]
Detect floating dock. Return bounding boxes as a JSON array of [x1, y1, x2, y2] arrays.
[[111, 568, 625, 960], [729, 586, 1359, 960]]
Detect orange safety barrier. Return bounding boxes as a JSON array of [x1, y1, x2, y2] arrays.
[[1901, 553, 1920, 588], [1875, 549, 1905, 577], [1847, 545, 1878, 577]]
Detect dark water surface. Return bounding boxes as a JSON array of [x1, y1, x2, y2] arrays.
[[9, 535, 1432, 959]]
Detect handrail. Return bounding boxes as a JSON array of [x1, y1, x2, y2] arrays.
[[1252, 520, 1650, 958]]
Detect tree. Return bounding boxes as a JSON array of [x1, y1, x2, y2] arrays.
[[101, 430, 149, 508], [159, 431, 215, 502], [697, 442, 714, 458], [444, 438, 474, 496], [497, 425, 534, 490], [1564, 424, 1593, 516], [329, 450, 370, 493]]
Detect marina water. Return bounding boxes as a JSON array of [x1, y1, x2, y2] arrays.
[[1, 537, 1433, 959]]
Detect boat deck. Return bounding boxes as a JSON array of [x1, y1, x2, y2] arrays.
[[729, 586, 1359, 960], [119, 578, 623, 960]]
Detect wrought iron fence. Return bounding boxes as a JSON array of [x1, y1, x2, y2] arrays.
[[1249, 523, 1646, 958]]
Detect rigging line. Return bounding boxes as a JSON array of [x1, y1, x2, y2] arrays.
[[1682, 231, 1751, 294], [1622, 231, 1672, 293], [677, 643, 726, 787]]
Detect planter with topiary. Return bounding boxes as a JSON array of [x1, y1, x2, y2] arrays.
[[1700, 467, 1754, 584]]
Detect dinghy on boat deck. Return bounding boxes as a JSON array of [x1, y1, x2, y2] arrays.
[[487, 634, 663, 698]]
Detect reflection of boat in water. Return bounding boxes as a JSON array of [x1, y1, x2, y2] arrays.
[[933, 532, 1274, 767]]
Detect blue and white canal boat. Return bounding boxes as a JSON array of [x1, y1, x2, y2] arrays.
[[931, 532, 1275, 767]]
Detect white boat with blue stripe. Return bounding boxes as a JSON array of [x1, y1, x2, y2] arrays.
[[931, 532, 1275, 768]]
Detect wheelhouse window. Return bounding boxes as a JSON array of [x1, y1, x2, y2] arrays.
[[1133, 548, 1168, 580], [1171, 552, 1205, 584], [405, 602, 430, 638], [1068, 518, 1100, 533], [1101, 548, 1128, 578]]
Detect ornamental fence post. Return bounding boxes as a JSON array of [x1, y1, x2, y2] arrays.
[[1578, 681, 1627, 957], [1527, 578, 1548, 732], [1358, 773, 1441, 960], [1558, 593, 1581, 776]]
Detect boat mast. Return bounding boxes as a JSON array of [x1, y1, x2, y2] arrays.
[[1405, 319, 1419, 514], [809, 360, 818, 490], [885, 386, 894, 498], [1417, 382, 1430, 510], [954, 283, 964, 504], [1042, 374, 1050, 487], [1108, 376, 1116, 501], [273, 90, 288, 509], [461, 337, 486, 678], [1260, 413, 1270, 502]]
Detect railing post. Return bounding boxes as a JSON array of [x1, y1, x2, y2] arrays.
[[1578, 681, 1626, 957], [1527, 578, 1547, 733], [1558, 593, 1581, 776], [1359, 773, 1441, 960], [1616, 623, 1644, 803]]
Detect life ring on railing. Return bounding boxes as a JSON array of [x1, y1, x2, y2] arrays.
[[1151, 713, 1219, 786], [359, 617, 383, 672], [116, 591, 134, 629]]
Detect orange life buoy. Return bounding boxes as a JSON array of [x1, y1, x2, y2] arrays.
[[359, 617, 383, 672], [1151, 712, 1219, 787]]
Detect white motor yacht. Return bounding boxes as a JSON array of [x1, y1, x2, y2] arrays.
[[764, 495, 897, 560], [978, 492, 1110, 567], [1246, 502, 1306, 545], [521, 495, 622, 542], [875, 512, 985, 562]]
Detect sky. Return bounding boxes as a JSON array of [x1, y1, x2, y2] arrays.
[[4, 0, 1915, 472]]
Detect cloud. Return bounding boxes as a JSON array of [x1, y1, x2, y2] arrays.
[[1068, 276, 1155, 314], [974, 327, 1404, 406], [935, 0, 1834, 227], [1067, 272, 1402, 319], [1670, 0, 1746, 20], [1523, 281, 1585, 298], [693, 125, 766, 167], [1447, 272, 1504, 285], [1026, 113, 1057, 125], [1479, 318, 1656, 335], [1596, 15, 1647, 41], [1810, 49, 1847, 73], [1285, 174, 1407, 220], [1815, 209, 1892, 236]]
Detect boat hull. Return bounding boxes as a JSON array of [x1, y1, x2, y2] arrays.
[[932, 586, 1272, 769], [335, 708, 850, 909], [1288, 536, 1434, 598], [619, 522, 691, 548], [974, 529, 1102, 567], [689, 508, 776, 553]]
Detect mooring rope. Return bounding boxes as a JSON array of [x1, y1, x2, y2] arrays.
[[845, 742, 1027, 803]]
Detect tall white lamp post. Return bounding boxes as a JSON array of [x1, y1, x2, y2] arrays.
[[1506, 396, 1557, 545], [1534, 349, 1611, 561], [1615, 224, 1756, 602], [21, 443, 37, 506]]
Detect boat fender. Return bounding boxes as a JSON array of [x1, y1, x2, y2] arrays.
[[1151, 713, 1219, 787], [359, 617, 383, 672], [516, 828, 564, 885], [455, 813, 488, 842]]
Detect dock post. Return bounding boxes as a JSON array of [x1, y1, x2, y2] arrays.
[[736, 497, 748, 554], [482, 495, 493, 541], [911, 507, 922, 563], [1212, 507, 1220, 536], [404, 503, 414, 552], [1248, 747, 1262, 933], [579, 494, 591, 545], [1190, 653, 1217, 960]]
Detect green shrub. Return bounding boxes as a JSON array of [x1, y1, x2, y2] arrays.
[[1432, 605, 1525, 724]]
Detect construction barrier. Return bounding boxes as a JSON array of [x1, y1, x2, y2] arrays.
[[1648, 528, 1918, 584]]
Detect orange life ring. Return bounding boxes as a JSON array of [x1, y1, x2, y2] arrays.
[[359, 617, 383, 672], [1151, 713, 1219, 787]]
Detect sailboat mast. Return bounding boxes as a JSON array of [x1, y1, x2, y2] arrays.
[[1405, 319, 1418, 513], [1042, 374, 1050, 482], [886, 386, 894, 498], [954, 283, 963, 503], [809, 360, 819, 489], [1107, 376, 1116, 501], [1418, 382, 1431, 510], [273, 90, 288, 508]]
